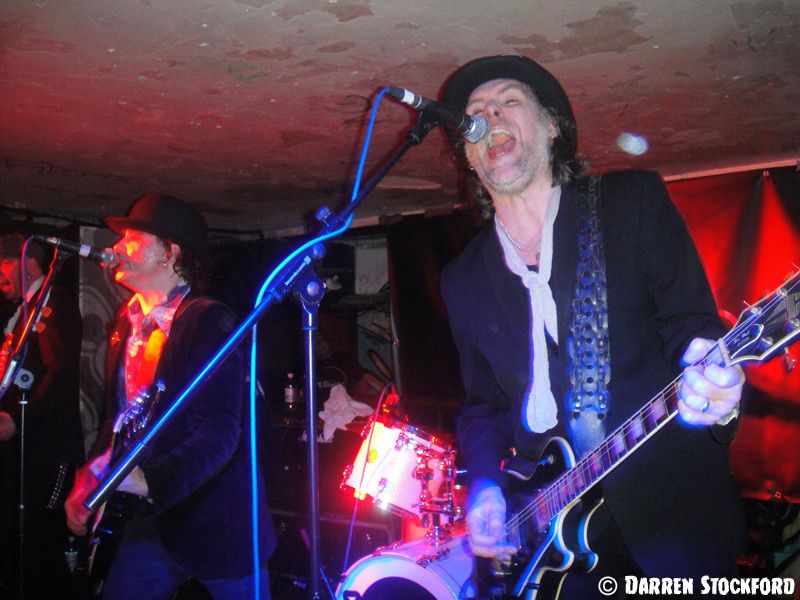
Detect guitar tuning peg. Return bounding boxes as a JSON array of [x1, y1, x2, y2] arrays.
[[784, 347, 796, 373]]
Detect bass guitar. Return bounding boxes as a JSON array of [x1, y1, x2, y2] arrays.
[[480, 271, 800, 599]]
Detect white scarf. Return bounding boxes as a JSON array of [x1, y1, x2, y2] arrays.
[[494, 186, 561, 433]]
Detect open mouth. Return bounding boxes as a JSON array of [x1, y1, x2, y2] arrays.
[[487, 129, 516, 158]]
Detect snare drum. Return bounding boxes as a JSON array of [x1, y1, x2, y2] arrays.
[[336, 532, 475, 600], [342, 419, 453, 516]]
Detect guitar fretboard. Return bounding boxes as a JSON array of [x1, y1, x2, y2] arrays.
[[508, 270, 800, 534], [554, 383, 677, 519], [510, 375, 687, 533]]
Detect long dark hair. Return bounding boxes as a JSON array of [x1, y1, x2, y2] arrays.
[[157, 237, 210, 292]]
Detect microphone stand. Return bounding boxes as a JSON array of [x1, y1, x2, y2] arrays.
[[14, 369, 33, 600], [296, 268, 324, 595], [0, 248, 66, 600], [85, 109, 441, 598]]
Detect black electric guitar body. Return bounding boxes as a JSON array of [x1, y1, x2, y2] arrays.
[[476, 438, 603, 600], [86, 490, 151, 592], [86, 382, 164, 597], [476, 271, 800, 600]]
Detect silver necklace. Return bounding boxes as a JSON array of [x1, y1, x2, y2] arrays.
[[497, 217, 540, 255]]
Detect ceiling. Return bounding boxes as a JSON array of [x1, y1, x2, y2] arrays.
[[1, 0, 798, 236]]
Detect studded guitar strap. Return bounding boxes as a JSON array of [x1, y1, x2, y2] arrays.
[[566, 175, 611, 458]]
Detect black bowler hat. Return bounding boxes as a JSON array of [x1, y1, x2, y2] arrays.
[[441, 55, 577, 154], [104, 193, 207, 252]]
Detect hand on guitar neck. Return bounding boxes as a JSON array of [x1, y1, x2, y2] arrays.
[[677, 337, 744, 426]]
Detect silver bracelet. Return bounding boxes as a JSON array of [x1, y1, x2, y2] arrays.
[[715, 404, 740, 426]]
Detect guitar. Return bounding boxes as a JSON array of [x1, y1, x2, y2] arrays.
[[480, 271, 800, 599], [86, 382, 164, 596]]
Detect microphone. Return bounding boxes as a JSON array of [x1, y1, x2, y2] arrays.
[[36, 236, 118, 268], [387, 87, 488, 143]]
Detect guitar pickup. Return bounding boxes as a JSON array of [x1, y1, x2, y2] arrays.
[[785, 289, 800, 320]]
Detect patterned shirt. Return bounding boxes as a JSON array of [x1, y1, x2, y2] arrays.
[[122, 283, 190, 405]]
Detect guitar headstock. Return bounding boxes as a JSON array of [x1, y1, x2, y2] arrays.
[[724, 271, 800, 366], [112, 380, 165, 438]]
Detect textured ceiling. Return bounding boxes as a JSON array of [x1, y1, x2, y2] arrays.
[[1, 0, 798, 235]]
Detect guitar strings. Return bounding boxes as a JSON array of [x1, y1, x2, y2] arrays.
[[507, 272, 798, 532], [505, 271, 799, 536], [506, 377, 684, 535]]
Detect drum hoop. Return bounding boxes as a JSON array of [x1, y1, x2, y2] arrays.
[[372, 417, 453, 452], [336, 534, 473, 600]]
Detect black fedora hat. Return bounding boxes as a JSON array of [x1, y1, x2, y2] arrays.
[[104, 193, 207, 252], [441, 55, 576, 155]]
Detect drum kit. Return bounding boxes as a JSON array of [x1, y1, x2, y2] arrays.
[[336, 416, 477, 600]]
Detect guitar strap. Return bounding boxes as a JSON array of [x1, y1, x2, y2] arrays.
[[566, 175, 611, 458]]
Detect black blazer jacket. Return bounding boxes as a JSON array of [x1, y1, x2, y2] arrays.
[[93, 293, 276, 579]]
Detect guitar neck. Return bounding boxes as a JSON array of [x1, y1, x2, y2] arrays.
[[513, 270, 800, 530], [540, 378, 682, 521]]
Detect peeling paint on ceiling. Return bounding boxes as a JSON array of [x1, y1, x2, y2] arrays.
[[0, 0, 798, 234]]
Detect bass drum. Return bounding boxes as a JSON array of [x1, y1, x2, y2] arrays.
[[336, 533, 476, 600]]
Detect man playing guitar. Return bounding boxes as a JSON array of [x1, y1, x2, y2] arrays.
[[65, 193, 276, 599], [438, 55, 746, 599]]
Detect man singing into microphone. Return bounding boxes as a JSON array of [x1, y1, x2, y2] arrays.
[[64, 194, 276, 599], [0, 233, 84, 599], [438, 55, 746, 598]]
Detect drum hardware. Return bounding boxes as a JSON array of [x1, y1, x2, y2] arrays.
[[415, 543, 451, 567], [341, 463, 353, 482], [415, 446, 459, 545], [415, 454, 435, 483], [376, 478, 389, 501], [395, 432, 410, 451]]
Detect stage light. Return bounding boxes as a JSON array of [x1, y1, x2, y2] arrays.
[[617, 132, 649, 156]]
